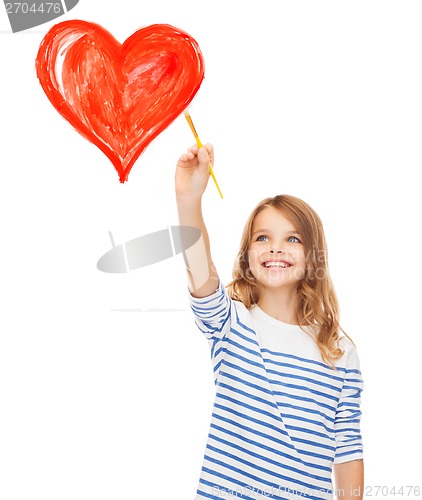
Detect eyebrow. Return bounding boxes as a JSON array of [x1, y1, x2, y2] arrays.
[[251, 229, 301, 237]]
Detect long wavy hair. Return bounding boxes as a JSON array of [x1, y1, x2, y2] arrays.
[[226, 194, 352, 367]]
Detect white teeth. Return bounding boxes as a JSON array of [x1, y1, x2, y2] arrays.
[[264, 262, 290, 268]]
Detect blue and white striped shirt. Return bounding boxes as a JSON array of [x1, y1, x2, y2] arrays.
[[189, 281, 364, 500]]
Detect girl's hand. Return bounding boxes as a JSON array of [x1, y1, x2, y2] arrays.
[[175, 143, 214, 199]]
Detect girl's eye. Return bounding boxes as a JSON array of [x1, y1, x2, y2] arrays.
[[256, 235, 269, 242], [288, 236, 301, 243]]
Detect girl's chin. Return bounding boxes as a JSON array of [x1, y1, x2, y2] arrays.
[[257, 278, 301, 289]]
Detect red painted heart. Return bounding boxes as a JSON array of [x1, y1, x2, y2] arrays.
[[35, 20, 205, 182]]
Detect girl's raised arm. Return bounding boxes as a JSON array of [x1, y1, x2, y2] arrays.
[[175, 144, 219, 298]]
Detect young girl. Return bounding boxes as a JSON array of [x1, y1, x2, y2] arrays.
[[175, 144, 364, 500]]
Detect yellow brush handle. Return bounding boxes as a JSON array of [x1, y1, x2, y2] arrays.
[[209, 166, 223, 199], [184, 111, 223, 199]]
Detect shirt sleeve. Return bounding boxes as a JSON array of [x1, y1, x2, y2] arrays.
[[333, 342, 364, 464], [188, 280, 233, 384]]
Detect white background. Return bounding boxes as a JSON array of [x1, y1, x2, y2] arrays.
[[1, 1, 421, 499]]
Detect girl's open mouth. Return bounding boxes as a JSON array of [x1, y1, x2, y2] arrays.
[[262, 260, 292, 269]]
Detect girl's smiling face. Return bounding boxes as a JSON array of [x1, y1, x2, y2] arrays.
[[248, 207, 307, 290]]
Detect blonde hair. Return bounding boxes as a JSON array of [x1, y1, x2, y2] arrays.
[[226, 194, 352, 367]]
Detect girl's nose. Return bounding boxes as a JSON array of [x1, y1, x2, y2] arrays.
[[269, 239, 284, 253]]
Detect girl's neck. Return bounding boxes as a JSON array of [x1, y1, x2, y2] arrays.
[[256, 286, 299, 325]]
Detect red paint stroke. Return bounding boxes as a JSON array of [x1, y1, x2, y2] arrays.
[[35, 20, 205, 182]]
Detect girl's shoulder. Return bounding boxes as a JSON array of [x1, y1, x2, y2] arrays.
[[337, 332, 355, 350], [336, 333, 361, 370], [220, 283, 252, 323], [231, 296, 252, 321]]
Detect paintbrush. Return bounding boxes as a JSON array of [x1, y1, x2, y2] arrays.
[[183, 109, 223, 199]]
